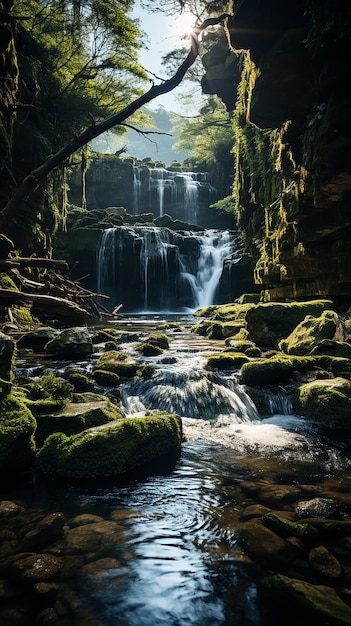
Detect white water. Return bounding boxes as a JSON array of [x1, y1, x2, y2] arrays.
[[96, 226, 237, 312]]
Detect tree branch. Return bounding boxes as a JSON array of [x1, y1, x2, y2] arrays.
[[0, 12, 230, 230]]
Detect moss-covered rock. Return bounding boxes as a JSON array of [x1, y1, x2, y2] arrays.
[[93, 351, 139, 378], [93, 369, 120, 387], [279, 310, 346, 355], [240, 355, 301, 386], [91, 328, 119, 344], [146, 332, 169, 349], [207, 352, 250, 370], [261, 574, 351, 625], [293, 377, 351, 428], [36, 413, 183, 479], [245, 300, 334, 348], [310, 339, 351, 359], [45, 327, 93, 358], [136, 342, 163, 356], [0, 394, 36, 472], [33, 397, 124, 446]]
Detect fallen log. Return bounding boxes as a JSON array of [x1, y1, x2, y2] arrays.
[[0, 257, 69, 272], [0, 288, 87, 324]]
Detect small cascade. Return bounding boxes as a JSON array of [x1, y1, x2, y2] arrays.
[[130, 166, 216, 225], [96, 226, 240, 313]]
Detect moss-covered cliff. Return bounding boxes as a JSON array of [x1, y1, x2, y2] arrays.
[[203, 0, 351, 304]]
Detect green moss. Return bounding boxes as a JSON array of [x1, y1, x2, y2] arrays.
[[66, 372, 92, 392], [104, 340, 119, 351], [261, 513, 318, 541], [146, 333, 169, 349], [0, 273, 18, 290], [141, 364, 156, 378], [207, 352, 250, 370], [93, 369, 120, 387], [0, 394, 36, 471], [28, 373, 73, 404], [136, 342, 163, 356], [93, 351, 139, 378], [11, 307, 40, 329], [279, 310, 344, 355], [25, 398, 66, 415], [293, 377, 351, 428], [36, 414, 183, 479], [92, 328, 119, 343]]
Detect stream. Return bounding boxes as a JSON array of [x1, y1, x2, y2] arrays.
[[5, 314, 351, 625]]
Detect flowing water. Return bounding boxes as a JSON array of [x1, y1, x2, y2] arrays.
[[9, 315, 351, 626]]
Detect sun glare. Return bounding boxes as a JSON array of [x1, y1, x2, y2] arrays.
[[174, 11, 197, 39]]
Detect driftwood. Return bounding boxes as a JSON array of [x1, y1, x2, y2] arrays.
[[0, 258, 69, 271], [0, 258, 113, 323], [0, 288, 87, 324]]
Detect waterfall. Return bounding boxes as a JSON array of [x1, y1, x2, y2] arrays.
[[130, 165, 216, 224], [96, 226, 239, 313]]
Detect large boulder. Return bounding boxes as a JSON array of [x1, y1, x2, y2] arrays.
[[34, 397, 125, 446], [93, 351, 139, 379], [17, 327, 58, 351], [45, 327, 93, 358], [36, 413, 183, 479], [244, 300, 334, 348], [293, 377, 351, 428], [279, 310, 346, 355], [0, 394, 36, 472]]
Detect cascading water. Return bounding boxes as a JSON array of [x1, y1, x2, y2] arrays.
[[96, 226, 237, 313], [131, 165, 216, 225]]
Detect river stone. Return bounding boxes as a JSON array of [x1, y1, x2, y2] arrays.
[[309, 545, 342, 578], [296, 497, 342, 520], [36, 414, 183, 479], [261, 573, 351, 624], [279, 310, 346, 355], [17, 327, 58, 351], [235, 520, 295, 567], [63, 520, 125, 556], [293, 378, 351, 428], [240, 504, 272, 521], [0, 500, 23, 518], [19, 512, 65, 551], [68, 514, 105, 528], [45, 326, 93, 358], [9, 553, 63, 583], [34, 398, 124, 446]]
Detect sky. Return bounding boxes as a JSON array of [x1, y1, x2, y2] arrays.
[[132, 4, 202, 113]]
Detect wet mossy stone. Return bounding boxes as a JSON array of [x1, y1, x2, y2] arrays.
[[293, 377, 351, 428], [207, 352, 250, 370], [245, 300, 334, 348], [93, 369, 120, 387], [207, 321, 246, 340], [33, 397, 124, 447], [310, 339, 351, 359], [92, 328, 118, 344], [146, 333, 169, 349], [45, 327, 93, 358], [261, 574, 351, 626], [279, 310, 346, 356], [17, 327, 58, 351], [240, 355, 298, 386], [36, 413, 183, 479], [136, 342, 163, 356], [93, 351, 139, 378], [0, 394, 36, 472]]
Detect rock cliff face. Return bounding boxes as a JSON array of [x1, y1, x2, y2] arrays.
[[202, 0, 351, 305]]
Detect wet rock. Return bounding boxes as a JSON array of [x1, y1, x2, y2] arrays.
[[309, 545, 342, 579], [235, 520, 295, 567], [296, 497, 342, 520], [240, 504, 272, 520], [17, 327, 58, 351], [0, 500, 23, 518], [19, 513, 65, 551], [293, 378, 351, 429], [279, 310, 346, 355], [63, 520, 125, 557], [68, 514, 105, 528], [261, 573, 351, 624], [9, 553, 63, 583], [45, 327, 93, 358]]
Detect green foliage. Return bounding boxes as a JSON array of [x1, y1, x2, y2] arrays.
[[0, 394, 37, 471], [28, 372, 74, 404], [5, 0, 147, 253]]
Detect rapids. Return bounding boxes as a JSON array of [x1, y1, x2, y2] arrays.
[[8, 314, 351, 626]]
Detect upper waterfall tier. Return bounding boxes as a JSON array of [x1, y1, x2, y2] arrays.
[[132, 166, 217, 225]]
